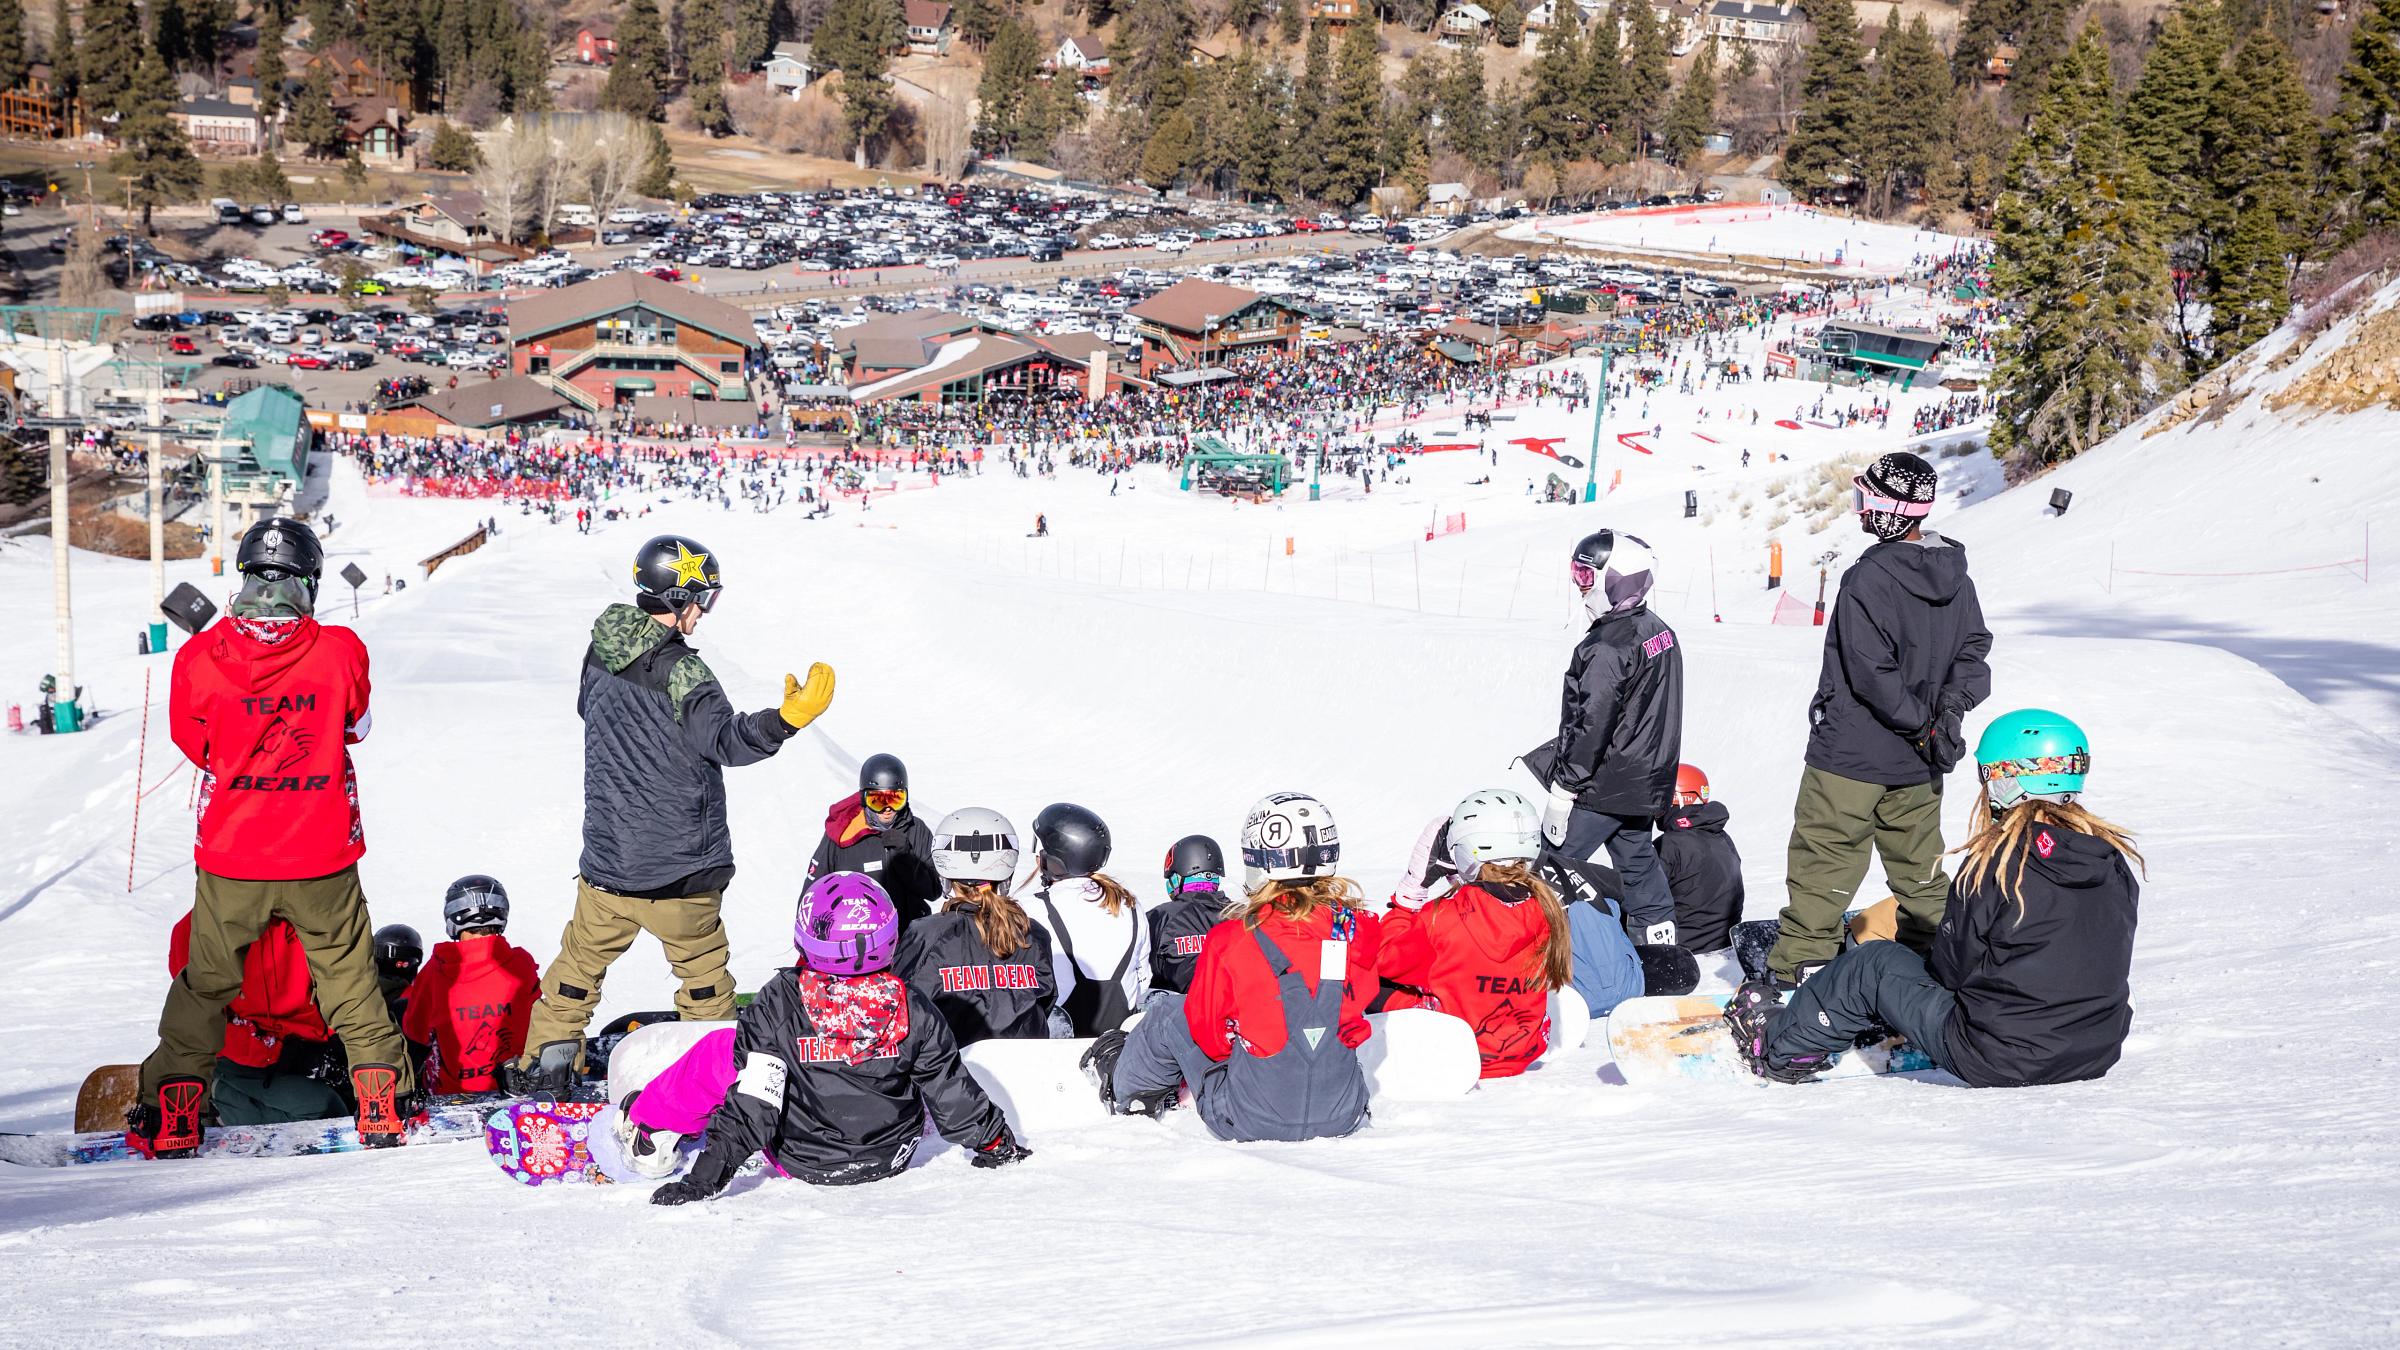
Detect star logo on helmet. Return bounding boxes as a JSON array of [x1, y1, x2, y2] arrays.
[[664, 541, 713, 587]]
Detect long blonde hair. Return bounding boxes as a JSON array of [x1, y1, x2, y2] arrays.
[[943, 880, 1032, 960], [1473, 860, 1573, 992], [1951, 788, 2145, 916], [1087, 871, 1137, 918], [1229, 875, 1365, 929]]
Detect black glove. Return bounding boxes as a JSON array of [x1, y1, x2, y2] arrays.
[[651, 1149, 733, 1205], [1913, 688, 1969, 773], [971, 1124, 1031, 1170]]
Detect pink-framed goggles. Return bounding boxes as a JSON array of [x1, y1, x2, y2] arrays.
[[1852, 475, 1935, 518]]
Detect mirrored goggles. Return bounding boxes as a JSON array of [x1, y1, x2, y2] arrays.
[[1570, 561, 1598, 592], [1242, 843, 1340, 874], [864, 789, 909, 814]]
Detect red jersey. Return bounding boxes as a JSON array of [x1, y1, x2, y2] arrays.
[[1182, 906, 1381, 1062], [402, 934, 541, 1093], [171, 616, 371, 881], [1377, 881, 1557, 1078], [168, 911, 329, 1068]]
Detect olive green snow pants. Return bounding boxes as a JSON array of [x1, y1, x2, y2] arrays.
[[518, 877, 733, 1067], [140, 865, 414, 1106], [1769, 766, 1950, 982]]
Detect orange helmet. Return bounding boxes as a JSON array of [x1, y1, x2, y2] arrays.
[[1673, 764, 1710, 805]]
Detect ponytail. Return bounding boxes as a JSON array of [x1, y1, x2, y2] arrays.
[[1230, 875, 1365, 929], [1088, 872, 1138, 918], [1475, 860, 1572, 992], [944, 880, 1032, 960]]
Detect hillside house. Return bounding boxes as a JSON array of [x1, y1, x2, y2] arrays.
[[1439, 4, 1494, 41], [903, 0, 954, 53], [299, 40, 413, 109], [170, 96, 263, 155], [1053, 35, 1110, 75], [1704, 0, 1797, 46], [1312, 0, 1361, 22], [1, 65, 83, 140], [577, 21, 618, 65], [761, 42, 816, 93]]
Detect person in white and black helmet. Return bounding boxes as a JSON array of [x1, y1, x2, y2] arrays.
[[895, 808, 1065, 1044], [1024, 803, 1149, 1036], [1521, 528, 1686, 947]]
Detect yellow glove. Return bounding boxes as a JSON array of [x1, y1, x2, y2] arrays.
[[780, 663, 835, 730]]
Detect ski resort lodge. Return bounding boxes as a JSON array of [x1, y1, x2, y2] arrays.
[[505, 274, 763, 413]]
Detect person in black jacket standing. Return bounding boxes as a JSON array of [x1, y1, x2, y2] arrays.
[[804, 753, 942, 931], [1766, 452, 1992, 987], [1525, 530, 1685, 945], [1726, 709, 2140, 1088], [511, 535, 837, 1093]]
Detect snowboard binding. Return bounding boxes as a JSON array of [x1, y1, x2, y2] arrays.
[[1080, 1029, 1179, 1118], [351, 1064, 424, 1149], [1723, 983, 1831, 1085], [124, 1076, 207, 1159]]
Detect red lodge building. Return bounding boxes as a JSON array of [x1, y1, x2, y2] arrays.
[[506, 274, 762, 412]]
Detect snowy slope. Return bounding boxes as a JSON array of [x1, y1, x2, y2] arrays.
[[4, 295, 2399, 1345]]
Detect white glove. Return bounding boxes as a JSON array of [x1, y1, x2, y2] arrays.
[[1394, 815, 1448, 909], [1642, 920, 1679, 947], [1541, 784, 1577, 846]]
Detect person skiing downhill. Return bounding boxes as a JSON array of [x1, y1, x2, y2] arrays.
[[1765, 452, 1992, 987], [1081, 792, 1381, 1141], [1727, 710, 2141, 1087], [131, 516, 416, 1157], [895, 808, 1064, 1044], [1377, 789, 1573, 1079], [1523, 529, 1686, 946], [1024, 803, 1150, 1036], [510, 534, 837, 1095], [619, 871, 1030, 1200], [1147, 834, 1228, 996], [804, 753, 941, 931]]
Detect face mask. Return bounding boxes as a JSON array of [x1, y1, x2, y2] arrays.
[[231, 573, 316, 620]]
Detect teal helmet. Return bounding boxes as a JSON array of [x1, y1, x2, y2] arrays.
[[1976, 709, 2090, 809]]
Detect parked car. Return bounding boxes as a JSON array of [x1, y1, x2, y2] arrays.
[[167, 335, 200, 355], [210, 353, 259, 368], [281, 204, 307, 224]]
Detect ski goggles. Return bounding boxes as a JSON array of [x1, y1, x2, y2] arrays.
[[1851, 477, 1935, 518], [864, 789, 909, 814], [938, 830, 1014, 853], [1570, 561, 1599, 592], [1242, 843, 1341, 875]]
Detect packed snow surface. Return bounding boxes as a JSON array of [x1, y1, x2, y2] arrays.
[[2, 283, 2397, 1348], [1513, 204, 1979, 278]]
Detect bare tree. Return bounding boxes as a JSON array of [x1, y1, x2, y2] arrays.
[[474, 124, 544, 245], [580, 112, 655, 230]]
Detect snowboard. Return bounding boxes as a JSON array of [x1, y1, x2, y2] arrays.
[[485, 1099, 611, 1185], [1358, 1009, 1482, 1100], [0, 1098, 494, 1168], [605, 1019, 735, 1107], [1638, 944, 1702, 995], [74, 1065, 140, 1134], [586, 1010, 679, 1080], [1604, 994, 1938, 1086], [960, 1035, 1109, 1136]]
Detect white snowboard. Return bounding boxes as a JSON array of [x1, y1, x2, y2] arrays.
[[604, 1019, 734, 1106], [1531, 986, 1593, 1069], [959, 1036, 1110, 1137], [1358, 1008, 1482, 1100]]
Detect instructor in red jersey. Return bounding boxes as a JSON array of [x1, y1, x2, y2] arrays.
[[128, 517, 417, 1158]]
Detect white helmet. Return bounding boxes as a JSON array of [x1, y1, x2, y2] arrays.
[[1446, 788, 1542, 882], [1572, 528, 1657, 622], [931, 807, 1020, 884], [1240, 791, 1341, 893]]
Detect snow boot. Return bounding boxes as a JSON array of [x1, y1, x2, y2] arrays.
[[1079, 1029, 1178, 1117], [502, 1039, 582, 1099], [612, 1090, 686, 1180], [351, 1064, 422, 1148], [1722, 982, 1831, 1085], [125, 1076, 206, 1159], [1771, 959, 1828, 994]]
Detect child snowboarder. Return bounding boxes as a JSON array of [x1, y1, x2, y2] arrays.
[[170, 912, 347, 1126], [1393, 814, 1650, 1016], [1025, 803, 1150, 1036], [403, 876, 542, 1095], [1081, 792, 1381, 1142], [373, 923, 433, 1087], [1654, 764, 1744, 954], [1148, 834, 1227, 995], [1377, 789, 1572, 1079], [804, 753, 942, 931], [1726, 710, 2140, 1087], [896, 808, 1063, 1044], [630, 872, 1030, 1200]]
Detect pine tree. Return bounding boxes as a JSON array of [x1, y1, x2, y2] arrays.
[[255, 5, 288, 131], [46, 0, 77, 96], [1621, 0, 1670, 156], [2123, 0, 2226, 247], [686, 0, 732, 133], [2210, 196, 2290, 357], [973, 15, 1040, 152], [636, 118, 676, 195], [108, 54, 204, 232], [289, 62, 344, 156], [359, 0, 417, 97], [603, 0, 670, 118], [1662, 36, 1718, 165], [1779, 0, 1872, 198], [1990, 26, 2177, 473], [1112, 0, 1196, 115], [814, 0, 899, 166], [733, 0, 777, 69], [1140, 106, 1195, 187], [1313, 10, 1383, 208], [2326, 0, 2400, 244], [1861, 11, 1951, 217], [1581, 2, 1625, 160], [1522, 0, 1583, 158], [1242, 62, 1290, 200], [428, 118, 480, 169], [1278, 0, 1302, 43], [0, 0, 28, 94], [156, 0, 192, 73], [78, 0, 143, 121], [1492, 0, 1523, 48], [1438, 45, 1491, 164], [1290, 20, 1331, 193], [2203, 27, 2316, 253]]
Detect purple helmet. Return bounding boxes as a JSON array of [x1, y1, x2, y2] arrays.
[[794, 871, 899, 976]]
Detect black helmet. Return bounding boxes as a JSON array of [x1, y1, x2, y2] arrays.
[[859, 753, 908, 794], [1033, 802, 1112, 883], [1163, 834, 1226, 897], [372, 923, 424, 986], [238, 517, 324, 589], [631, 534, 724, 615], [442, 874, 511, 939]]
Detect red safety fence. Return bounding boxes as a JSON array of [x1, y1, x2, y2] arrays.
[[364, 477, 576, 500]]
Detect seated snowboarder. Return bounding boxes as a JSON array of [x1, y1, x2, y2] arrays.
[[403, 876, 542, 1095], [805, 753, 941, 932], [895, 808, 1064, 1045], [1654, 764, 1744, 954], [1146, 834, 1228, 997], [168, 912, 348, 1127], [1725, 710, 2140, 1088]]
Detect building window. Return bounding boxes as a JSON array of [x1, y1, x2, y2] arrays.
[[658, 319, 676, 343], [720, 360, 739, 374], [529, 356, 550, 375]]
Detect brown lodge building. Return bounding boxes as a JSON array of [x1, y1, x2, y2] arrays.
[[505, 274, 762, 413]]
